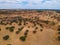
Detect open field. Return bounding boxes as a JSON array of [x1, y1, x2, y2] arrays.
[[0, 10, 60, 45]]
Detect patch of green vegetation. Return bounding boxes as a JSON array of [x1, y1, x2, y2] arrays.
[[16, 31, 20, 34], [18, 27, 24, 31], [19, 36, 26, 41], [12, 20, 18, 23], [42, 20, 49, 24], [3, 35, 9, 40], [9, 26, 15, 32], [0, 11, 10, 14], [6, 26, 15, 32], [36, 10, 43, 12], [58, 36, 60, 41], [24, 30, 29, 36], [0, 21, 4, 25]]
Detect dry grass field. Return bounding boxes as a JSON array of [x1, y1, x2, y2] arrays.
[[0, 10, 60, 45]]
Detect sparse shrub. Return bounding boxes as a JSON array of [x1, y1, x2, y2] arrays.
[[37, 10, 43, 12], [34, 23, 36, 26], [58, 32, 60, 34], [0, 21, 4, 25], [16, 31, 20, 34], [58, 36, 60, 41], [6, 26, 15, 32], [6, 27, 9, 30], [0, 28, 1, 31], [33, 30, 37, 34], [3, 35, 9, 40], [58, 27, 60, 31], [35, 27, 38, 29], [20, 36, 26, 41], [40, 29, 43, 32], [28, 26, 30, 28], [25, 30, 29, 32], [41, 20, 49, 24], [43, 20, 49, 24], [24, 30, 29, 36], [40, 24, 43, 28], [18, 27, 24, 31], [18, 23, 21, 25], [50, 21, 55, 26], [9, 26, 15, 32], [12, 20, 18, 23]]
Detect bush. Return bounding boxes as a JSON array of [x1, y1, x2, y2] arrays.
[[20, 36, 26, 41], [6, 26, 15, 32], [40, 29, 43, 32], [33, 30, 37, 34], [37, 10, 43, 12], [43, 20, 49, 24], [58, 32, 60, 34], [0, 28, 1, 31], [24, 30, 29, 36], [3, 35, 9, 40], [6, 27, 9, 30], [18, 27, 24, 31], [58, 36, 60, 41], [16, 31, 20, 34], [50, 21, 55, 26], [58, 27, 60, 31], [40, 24, 43, 28]]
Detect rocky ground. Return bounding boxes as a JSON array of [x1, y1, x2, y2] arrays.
[[0, 10, 60, 45]]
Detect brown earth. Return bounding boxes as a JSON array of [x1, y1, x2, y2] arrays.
[[0, 10, 60, 45]]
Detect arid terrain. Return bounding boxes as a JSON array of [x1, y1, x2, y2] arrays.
[[0, 10, 60, 45]]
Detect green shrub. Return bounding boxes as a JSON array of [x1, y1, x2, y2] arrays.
[[24, 30, 29, 36], [43, 20, 49, 24], [20, 36, 26, 41], [58, 36, 60, 41], [16, 31, 20, 34], [6, 26, 15, 32], [3, 35, 9, 40], [18, 27, 24, 31]]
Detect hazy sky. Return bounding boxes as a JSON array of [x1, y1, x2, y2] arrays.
[[0, 0, 60, 9]]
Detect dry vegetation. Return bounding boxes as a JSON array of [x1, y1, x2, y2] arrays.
[[0, 10, 60, 45]]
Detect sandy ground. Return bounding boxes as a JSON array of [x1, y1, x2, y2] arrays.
[[0, 10, 60, 45]]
